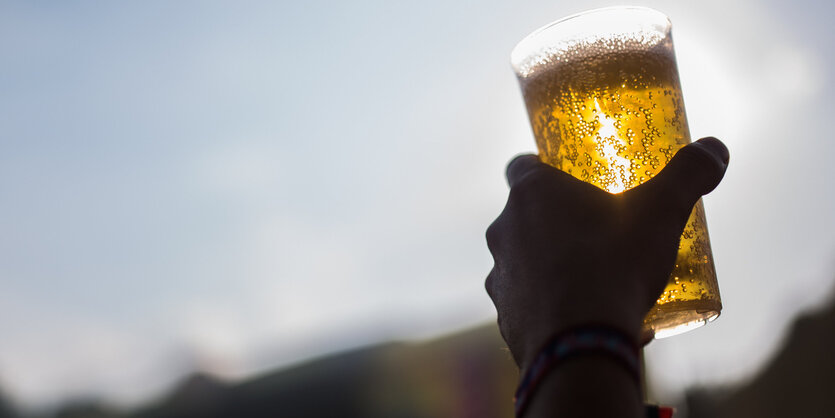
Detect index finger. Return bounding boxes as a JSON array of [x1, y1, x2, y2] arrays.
[[506, 154, 543, 188]]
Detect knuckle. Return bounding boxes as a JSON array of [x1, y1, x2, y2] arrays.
[[485, 220, 501, 252], [512, 166, 548, 192], [680, 142, 725, 171], [508, 165, 567, 204], [484, 269, 496, 298], [507, 179, 538, 206]]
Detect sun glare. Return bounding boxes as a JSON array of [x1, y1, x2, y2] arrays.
[[594, 98, 631, 194]]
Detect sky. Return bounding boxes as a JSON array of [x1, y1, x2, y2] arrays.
[[1, 0, 834, 410]]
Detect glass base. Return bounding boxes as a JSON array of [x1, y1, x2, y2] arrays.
[[643, 300, 721, 339]]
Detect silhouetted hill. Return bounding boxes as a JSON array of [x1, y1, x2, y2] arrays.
[[687, 298, 835, 417], [132, 325, 517, 418], [12, 295, 835, 417], [0, 390, 17, 418], [51, 402, 122, 418]]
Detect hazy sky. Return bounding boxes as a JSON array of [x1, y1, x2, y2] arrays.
[[1, 0, 833, 409]]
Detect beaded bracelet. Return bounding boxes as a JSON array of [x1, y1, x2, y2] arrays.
[[513, 325, 641, 417]]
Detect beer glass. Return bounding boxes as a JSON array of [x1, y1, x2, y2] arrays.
[[511, 7, 720, 338]]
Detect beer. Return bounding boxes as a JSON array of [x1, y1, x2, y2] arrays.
[[513, 13, 721, 337]]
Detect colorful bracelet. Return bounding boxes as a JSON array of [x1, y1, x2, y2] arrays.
[[513, 325, 641, 417]]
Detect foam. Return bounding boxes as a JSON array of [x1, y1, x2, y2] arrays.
[[515, 32, 669, 79]]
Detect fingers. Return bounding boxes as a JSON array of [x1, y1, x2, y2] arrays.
[[694, 137, 730, 166], [633, 137, 729, 212], [505, 154, 575, 189], [485, 219, 501, 258], [640, 329, 655, 347], [505, 154, 543, 188], [485, 268, 495, 299]]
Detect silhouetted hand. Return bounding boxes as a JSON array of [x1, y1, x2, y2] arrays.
[[485, 137, 729, 372]]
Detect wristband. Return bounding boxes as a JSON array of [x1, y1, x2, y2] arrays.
[[513, 325, 641, 417]]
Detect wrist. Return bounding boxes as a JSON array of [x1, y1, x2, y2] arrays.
[[515, 325, 643, 417], [524, 355, 644, 418], [517, 303, 643, 372]]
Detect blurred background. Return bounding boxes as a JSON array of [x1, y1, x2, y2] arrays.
[[1, 0, 834, 417]]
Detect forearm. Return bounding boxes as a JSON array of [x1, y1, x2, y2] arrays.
[[524, 355, 643, 418]]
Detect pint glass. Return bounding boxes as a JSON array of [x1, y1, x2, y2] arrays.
[[511, 7, 721, 338]]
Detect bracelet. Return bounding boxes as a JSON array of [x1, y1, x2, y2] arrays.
[[513, 325, 641, 417]]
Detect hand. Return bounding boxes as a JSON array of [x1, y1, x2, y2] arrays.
[[485, 137, 729, 372]]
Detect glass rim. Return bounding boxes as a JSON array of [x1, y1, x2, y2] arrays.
[[511, 6, 672, 73]]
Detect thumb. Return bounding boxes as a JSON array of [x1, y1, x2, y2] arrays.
[[630, 137, 729, 214]]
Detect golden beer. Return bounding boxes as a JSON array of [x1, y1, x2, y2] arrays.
[[512, 8, 721, 338]]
